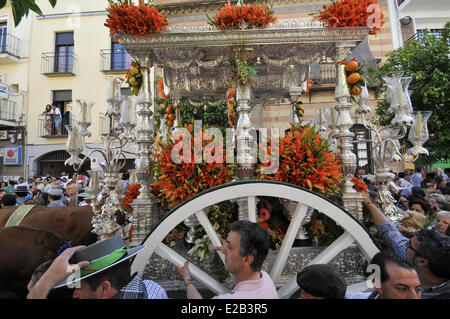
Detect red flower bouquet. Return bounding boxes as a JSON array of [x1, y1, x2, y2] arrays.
[[105, 0, 168, 39], [208, 1, 277, 30], [311, 0, 385, 35], [152, 126, 235, 209], [351, 176, 368, 193], [122, 182, 141, 239], [259, 125, 344, 196]]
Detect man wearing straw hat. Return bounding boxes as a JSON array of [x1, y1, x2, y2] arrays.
[[27, 235, 167, 299]]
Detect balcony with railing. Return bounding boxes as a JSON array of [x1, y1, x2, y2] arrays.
[[0, 99, 16, 123], [38, 113, 71, 138], [100, 49, 131, 73], [0, 33, 21, 63], [41, 52, 78, 77], [406, 29, 444, 42]]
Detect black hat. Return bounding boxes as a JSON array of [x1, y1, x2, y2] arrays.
[[53, 235, 145, 289], [12, 185, 29, 193], [296, 264, 347, 299]]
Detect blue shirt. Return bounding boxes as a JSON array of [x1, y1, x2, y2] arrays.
[[47, 200, 67, 207], [377, 221, 408, 260], [410, 172, 423, 188]]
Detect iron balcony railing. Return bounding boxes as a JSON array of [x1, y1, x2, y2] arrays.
[[38, 113, 71, 137], [0, 33, 21, 58], [0, 99, 16, 121], [100, 49, 132, 72], [41, 51, 78, 76], [406, 29, 444, 43]]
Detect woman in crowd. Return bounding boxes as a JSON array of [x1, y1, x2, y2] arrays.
[[42, 104, 53, 135], [435, 211, 450, 234]]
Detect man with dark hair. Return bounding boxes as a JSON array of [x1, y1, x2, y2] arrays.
[[12, 185, 31, 205], [176, 220, 278, 299], [3, 180, 17, 194], [363, 193, 450, 298], [348, 251, 421, 299], [408, 230, 450, 298], [296, 264, 347, 299], [27, 235, 167, 299], [1, 193, 17, 207]]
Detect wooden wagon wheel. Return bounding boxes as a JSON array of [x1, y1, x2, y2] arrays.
[[131, 180, 380, 298]]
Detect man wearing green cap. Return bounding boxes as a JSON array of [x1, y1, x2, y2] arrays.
[[27, 236, 167, 299]]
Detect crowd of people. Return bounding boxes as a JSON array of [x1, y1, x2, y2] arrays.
[[0, 170, 130, 208], [2, 165, 449, 300], [25, 214, 450, 300], [356, 166, 450, 236]]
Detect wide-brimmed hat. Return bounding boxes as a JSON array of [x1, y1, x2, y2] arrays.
[[12, 185, 29, 193], [53, 235, 145, 289], [296, 264, 347, 299]]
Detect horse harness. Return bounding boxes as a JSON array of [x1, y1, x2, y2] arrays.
[[4, 205, 35, 227]]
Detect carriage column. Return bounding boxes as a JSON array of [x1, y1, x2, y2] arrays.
[[235, 82, 257, 221], [334, 41, 365, 221], [130, 55, 158, 244]]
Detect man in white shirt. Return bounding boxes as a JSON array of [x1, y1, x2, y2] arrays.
[[176, 220, 279, 299]]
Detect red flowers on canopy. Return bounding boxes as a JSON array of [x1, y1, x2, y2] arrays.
[[208, 1, 277, 30], [311, 0, 385, 36], [105, 0, 168, 39]]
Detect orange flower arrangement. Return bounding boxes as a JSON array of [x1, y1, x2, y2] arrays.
[[351, 176, 368, 193], [105, 0, 168, 39], [258, 125, 344, 196], [122, 182, 141, 213], [226, 84, 237, 128], [152, 126, 235, 209], [311, 0, 385, 35], [208, 1, 277, 30], [157, 77, 169, 101], [122, 182, 141, 240]]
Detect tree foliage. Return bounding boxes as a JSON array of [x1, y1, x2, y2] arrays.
[[0, 0, 57, 26], [369, 22, 450, 164]]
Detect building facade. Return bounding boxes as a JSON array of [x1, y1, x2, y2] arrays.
[[0, 0, 410, 179]]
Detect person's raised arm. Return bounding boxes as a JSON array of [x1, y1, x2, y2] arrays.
[[27, 246, 89, 299], [176, 261, 203, 299], [363, 192, 389, 227]]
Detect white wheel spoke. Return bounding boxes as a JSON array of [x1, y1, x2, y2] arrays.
[[195, 209, 225, 264], [307, 231, 355, 265], [132, 181, 380, 299], [154, 242, 228, 295], [247, 196, 256, 222], [270, 202, 308, 284]]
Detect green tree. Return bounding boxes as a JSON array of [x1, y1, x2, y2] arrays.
[[370, 22, 450, 164], [0, 0, 57, 26]]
